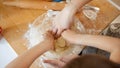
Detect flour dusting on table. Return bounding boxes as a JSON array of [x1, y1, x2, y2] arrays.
[[24, 8, 99, 67]]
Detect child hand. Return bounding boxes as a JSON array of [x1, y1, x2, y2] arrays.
[[43, 31, 55, 50], [44, 54, 78, 68], [62, 30, 78, 44]]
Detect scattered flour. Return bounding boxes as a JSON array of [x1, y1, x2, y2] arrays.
[[25, 24, 44, 48], [24, 8, 100, 68], [83, 5, 100, 20]]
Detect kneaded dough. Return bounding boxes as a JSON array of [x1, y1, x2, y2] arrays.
[[25, 10, 86, 68]]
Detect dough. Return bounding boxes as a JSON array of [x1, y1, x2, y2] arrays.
[[25, 10, 86, 68]]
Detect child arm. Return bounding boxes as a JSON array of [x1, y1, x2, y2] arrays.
[[6, 32, 54, 68], [62, 30, 120, 64]]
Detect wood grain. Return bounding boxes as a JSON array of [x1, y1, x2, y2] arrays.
[[0, 0, 120, 68], [0, 0, 119, 55], [3, 1, 65, 10]]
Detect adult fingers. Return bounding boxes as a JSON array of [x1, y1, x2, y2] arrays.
[[55, 29, 63, 38], [60, 55, 79, 63], [44, 60, 65, 67], [52, 27, 58, 36]]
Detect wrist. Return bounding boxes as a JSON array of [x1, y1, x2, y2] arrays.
[[66, 0, 92, 13], [63, 4, 78, 16], [42, 40, 54, 50]]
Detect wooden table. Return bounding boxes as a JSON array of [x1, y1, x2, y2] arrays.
[[0, 0, 120, 68]]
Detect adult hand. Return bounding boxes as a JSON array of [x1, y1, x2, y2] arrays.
[[52, 6, 76, 38], [44, 55, 78, 68]]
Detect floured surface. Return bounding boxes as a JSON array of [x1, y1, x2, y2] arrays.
[[83, 5, 100, 20], [24, 5, 102, 67], [1, 0, 120, 68], [25, 10, 85, 68], [24, 8, 101, 67]]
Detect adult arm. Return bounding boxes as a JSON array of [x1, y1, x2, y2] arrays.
[[52, 0, 92, 38]]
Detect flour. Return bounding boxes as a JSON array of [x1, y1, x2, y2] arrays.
[[83, 5, 100, 20], [25, 10, 59, 48], [24, 10, 86, 68], [86, 29, 102, 34], [25, 24, 44, 48]]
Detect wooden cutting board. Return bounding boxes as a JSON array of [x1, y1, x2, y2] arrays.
[[0, 0, 120, 68], [2, 0, 65, 10]]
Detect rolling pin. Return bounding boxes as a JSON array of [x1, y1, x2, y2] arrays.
[[3, 1, 65, 11]]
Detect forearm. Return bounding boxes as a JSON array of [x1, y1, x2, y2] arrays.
[[64, 0, 92, 15], [79, 35, 120, 63], [62, 30, 120, 63], [71, 0, 92, 9], [73, 34, 120, 53], [62, 30, 120, 54], [6, 42, 50, 68]]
